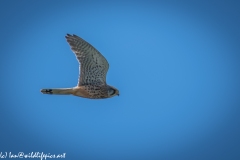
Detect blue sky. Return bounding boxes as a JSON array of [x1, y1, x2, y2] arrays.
[[1, 0, 240, 160]]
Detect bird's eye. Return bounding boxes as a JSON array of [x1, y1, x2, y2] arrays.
[[109, 89, 116, 95]]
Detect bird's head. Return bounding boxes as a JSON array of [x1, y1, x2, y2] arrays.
[[107, 85, 119, 98]]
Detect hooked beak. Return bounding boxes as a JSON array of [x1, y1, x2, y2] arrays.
[[116, 90, 120, 96]]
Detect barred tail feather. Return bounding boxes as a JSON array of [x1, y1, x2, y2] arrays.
[[41, 88, 73, 95]]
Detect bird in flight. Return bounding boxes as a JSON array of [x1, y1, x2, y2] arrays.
[[41, 34, 119, 99]]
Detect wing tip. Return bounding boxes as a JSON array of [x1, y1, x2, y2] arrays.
[[65, 33, 72, 39], [65, 33, 79, 38]]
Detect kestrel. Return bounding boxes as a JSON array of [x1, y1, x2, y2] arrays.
[[41, 34, 119, 99]]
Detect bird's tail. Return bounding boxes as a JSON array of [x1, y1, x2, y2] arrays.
[[41, 88, 73, 95]]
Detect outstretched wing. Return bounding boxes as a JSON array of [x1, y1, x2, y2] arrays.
[[65, 34, 109, 86]]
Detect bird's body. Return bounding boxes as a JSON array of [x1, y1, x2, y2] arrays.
[[41, 34, 119, 99]]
